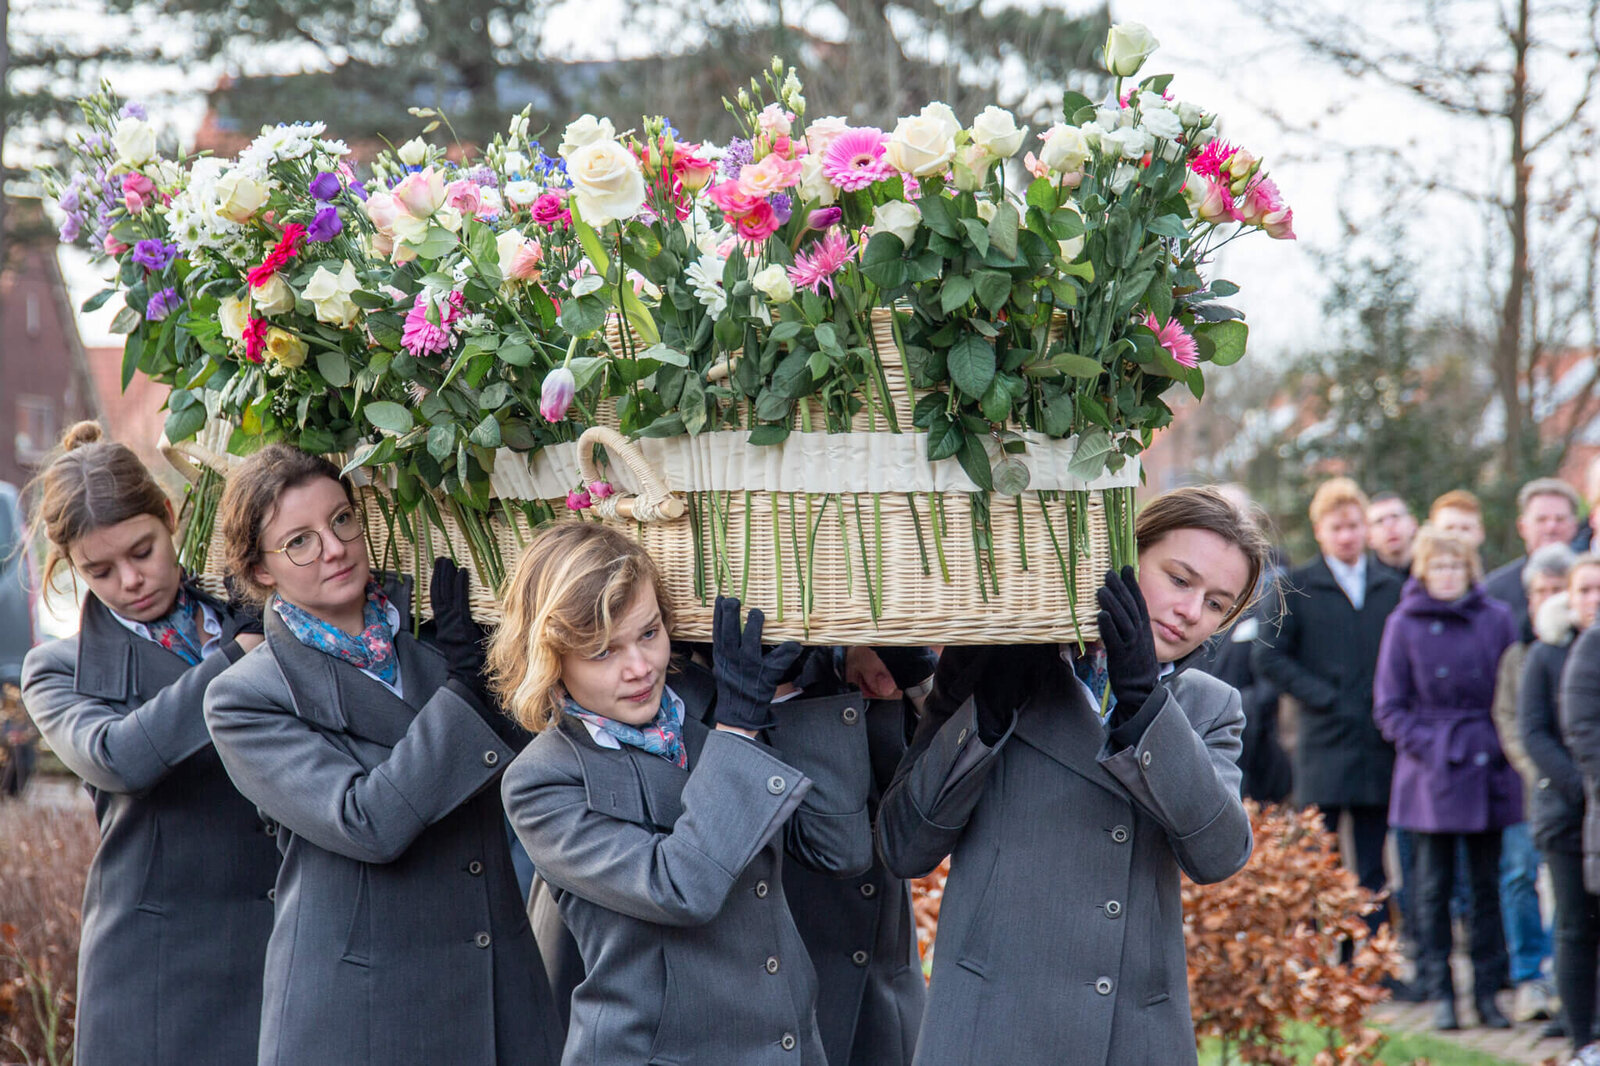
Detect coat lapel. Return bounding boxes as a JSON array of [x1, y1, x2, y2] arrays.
[[1010, 656, 1126, 795], [74, 594, 194, 703], [266, 607, 420, 748]]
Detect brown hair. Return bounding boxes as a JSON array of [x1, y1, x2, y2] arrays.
[[217, 444, 354, 603], [1409, 524, 1483, 584], [1569, 552, 1600, 590], [1428, 489, 1482, 521], [487, 522, 674, 732], [1135, 485, 1274, 627], [1308, 477, 1369, 526], [24, 421, 172, 589]]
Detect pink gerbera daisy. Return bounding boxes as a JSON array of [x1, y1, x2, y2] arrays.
[[402, 290, 466, 357], [787, 228, 856, 297], [822, 128, 894, 192], [1142, 311, 1200, 369]]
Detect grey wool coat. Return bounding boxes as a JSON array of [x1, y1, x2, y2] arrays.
[[203, 608, 562, 1066], [876, 662, 1253, 1066], [20, 590, 280, 1066], [502, 689, 875, 1066]]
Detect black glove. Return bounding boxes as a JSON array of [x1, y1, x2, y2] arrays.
[[927, 645, 1052, 745], [873, 646, 939, 693], [711, 596, 804, 733], [1096, 566, 1161, 730], [220, 575, 265, 642], [431, 558, 525, 748]]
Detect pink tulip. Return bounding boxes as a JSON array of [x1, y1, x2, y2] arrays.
[[364, 191, 402, 231], [540, 366, 576, 422], [392, 168, 446, 218], [588, 480, 615, 500]]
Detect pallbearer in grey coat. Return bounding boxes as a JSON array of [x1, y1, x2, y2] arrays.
[[201, 446, 560, 1066], [878, 487, 1271, 1066], [19, 423, 279, 1066], [489, 524, 874, 1065]]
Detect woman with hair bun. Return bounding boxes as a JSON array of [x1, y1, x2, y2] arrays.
[[20, 421, 279, 1066]]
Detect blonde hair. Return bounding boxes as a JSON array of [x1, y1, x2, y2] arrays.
[[487, 522, 674, 732], [1309, 477, 1369, 526], [1410, 524, 1483, 584], [1429, 489, 1482, 521], [24, 421, 172, 589], [1569, 552, 1600, 590]]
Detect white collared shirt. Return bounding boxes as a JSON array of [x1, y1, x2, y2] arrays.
[[578, 684, 688, 749], [1324, 552, 1368, 610], [110, 599, 225, 659], [1056, 644, 1176, 723]]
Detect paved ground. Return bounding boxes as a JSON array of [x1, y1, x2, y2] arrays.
[[1371, 952, 1571, 1066]]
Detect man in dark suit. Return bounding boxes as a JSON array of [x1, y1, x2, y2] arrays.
[[1367, 491, 1418, 582], [1484, 477, 1581, 628], [1255, 477, 1404, 930]]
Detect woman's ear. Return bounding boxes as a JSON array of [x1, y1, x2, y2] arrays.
[[162, 498, 178, 533], [253, 563, 277, 592]]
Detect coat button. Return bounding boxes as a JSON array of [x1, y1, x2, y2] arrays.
[[1540, 777, 1551, 790], [767, 775, 787, 795], [468, 860, 484, 876], [765, 955, 780, 974], [852, 949, 869, 966], [483, 750, 500, 767], [1104, 900, 1122, 918], [1474, 752, 1489, 767], [1095, 977, 1113, 995], [842, 706, 859, 725], [474, 932, 491, 948], [1430, 621, 1444, 634], [1140, 751, 1152, 768], [263, 821, 278, 836], [860, 882, 877, 898], [780, 1033, 797, 1051], [1111, 825, 1129, 843], [755, 880, 769, 898], [1435, 666, 1449, 679], [957, 728, 969, 744], [266, 888, 276, 902]]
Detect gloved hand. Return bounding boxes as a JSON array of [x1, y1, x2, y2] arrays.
[[926, 645, 1051, 744], [711, 596, 804, 733], [221, 575, 265, 642], [431, 558, 524, 747], [1096, 566, 1161, 729]]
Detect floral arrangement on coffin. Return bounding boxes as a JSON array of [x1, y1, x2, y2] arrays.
[[44, 23, 1292, 590]]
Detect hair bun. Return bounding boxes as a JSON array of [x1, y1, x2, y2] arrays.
[[59, 421, 105, 451]]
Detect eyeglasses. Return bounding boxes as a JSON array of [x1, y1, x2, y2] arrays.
[[265, 506, 365, 566]]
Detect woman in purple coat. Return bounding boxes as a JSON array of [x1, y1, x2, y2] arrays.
[[1374, 525, 1520, 1031]]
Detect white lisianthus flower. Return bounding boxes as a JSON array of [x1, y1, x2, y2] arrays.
[[567, 140, 647, 226], [1057, 202, 1086, 261], [559, 114, 617, 160], [397, 138, 428, 166], [1108, 164, 1139, 195], [1177, 101, 1205, 127], [798, 154, 837, 206], [504, 180, 541, 207], [1141, 107, 1183, 142], [303, 261, 363, 328], [1103, 22, 1159, 77], [687, 253, 728, 317], [868, 200, 922, 245], [1076, 122, 1108, 152], [1136, 92, 1166, 113], [752, 263, 795, 304], [969, 106, 1027, 158], [502, 151, 529, 177], [112, 117, 157, 165], [1104, 126, 1152, 160]]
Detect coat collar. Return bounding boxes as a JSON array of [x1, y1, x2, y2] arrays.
[[264, 604, 447, 747], [73, 584, 227, 703], [1008, 657, 1126, 795], [558, 712, 712, 830], [1302, 553, 1399, 598]]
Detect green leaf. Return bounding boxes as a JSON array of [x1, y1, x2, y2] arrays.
[[468, 414, 502, 449], [638, 343, 689, 367], [110, 306, 141, 334], [959, 217, 991, 258], [979, 377, 1013, 422], [1196, 319, 1248, 366], [568, 355, 607, 389], [480, 382, 511, 409], [317, 350, 351, 388], [1026, 177, 1059, 214], [1145, 277, 1174, 325], [919, 196, 960, 238], [570, 209, 611, 277], [972, 270, 1011, 314], [1146, 214, 1189, 239], [1209, 279, 1240, 298], [947, 332, 997, 398], [1062, 90, 1093, 119], [299, 426, 337, 454], [912, 390, 946, 429], [860, 233, 908, 289], [498, 342, 536, 366], [1052, 353, 1106, 378], [81, 288, 117, 313], [1068, 429, 1114, 480], [986, 203, 1020, 260], [427, 424, 455, 461], [557, 295, 608, 338], [351, 289, 393, 310], [364, 401, 414, 434], [163, 403, 206, 444], [992, 456, 1030, 496], [955, 434, 993, 490], [681, 374, 708, 435], [925, 412, 963, 461], [769, 320, 803, 343], [618, 278, 661, 347], [748, 424, 792, 446], [939, 276, 974, 314]]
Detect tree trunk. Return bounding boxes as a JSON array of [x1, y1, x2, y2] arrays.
[[1496, 0, 1531, 479]]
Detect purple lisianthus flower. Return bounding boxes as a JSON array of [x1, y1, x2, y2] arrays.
[[145, 286, 181, 321], [721, 137, 754, 179], [348, 180, 369, 202], [307, 205, 343, 243], [58, 214, 82, 243], [309, 171, 341, 201], [132, 238, 179, 271], [120, 102, 147, 120], [770, 192, 792, 226]]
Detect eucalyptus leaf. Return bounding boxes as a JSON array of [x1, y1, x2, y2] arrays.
[[992, 456, 1031, 496]]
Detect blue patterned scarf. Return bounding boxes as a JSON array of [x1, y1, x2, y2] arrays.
[[1072, 642, 1113, 721], [567, 692, 687, 768], [139, 587, 204, 665], [272, 582, 399, 689]]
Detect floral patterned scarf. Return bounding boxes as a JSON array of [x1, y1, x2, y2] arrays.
[[566, 692, 687, 769], [272, 582, 399, 689], [140, 587, 205, 666]]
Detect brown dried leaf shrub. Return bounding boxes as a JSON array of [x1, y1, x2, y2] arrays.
[[0, 801, 98, 1064], [1185, 802, 1401, 1065]]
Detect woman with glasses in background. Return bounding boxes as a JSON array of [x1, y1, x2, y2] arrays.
[[202, 444, 561, 1066]]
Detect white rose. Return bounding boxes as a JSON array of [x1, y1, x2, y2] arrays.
[[1077, 122, 1108, 152], [302, 261, 363, 328], [566, 139, 647, 226], [804, 115, 851, 155], [1108, 164, 1139, 195], [969, 105, 1027, 159], [1141, 108, 1183, 142], [1103, 22, 1159, 77], [214, 171, 269, 223], [976, 199, 998, 223], [251, 273, 296, 316], [752, 263, 794, 304], [1057, 202, 1085, 261], [112, 117, 156, 165], [218, 294, 249, 342], [868, 200, 922, 245], [558, 114, 617, 160], [798, 154, 837, 206], [503, 180, 541, 207], [952, 144, 993, 192], [397, 137, 428, 166], [919, 102, 962, 139], [1039, 125, 1091, 173], [1104, 126, 1151, 160], [885, 113, 957, 177]]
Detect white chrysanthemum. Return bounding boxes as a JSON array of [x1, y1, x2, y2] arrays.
[[166, 157, 243, 256], [238, 121, 329, 171], [686, 253, 727, 317]]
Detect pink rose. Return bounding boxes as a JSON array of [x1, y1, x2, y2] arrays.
[[391, 168, 446, 218], [444, 180, 483, 216], [508, 238, 543, 281], [531, 192, 571, 229], [588, 480, 615, 499], [707, 179, 762, 217], [364, 191, 402, 232], [737, 155, 803, 198], [565, 489, 592, 511], [102, 232, 130, 255], [733, 202, 781, 243], [757, 104, 795, 137]]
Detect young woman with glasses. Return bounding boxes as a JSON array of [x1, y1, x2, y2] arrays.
[[202, 444, 561, 1066], [20, 422, 280, 1066]]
